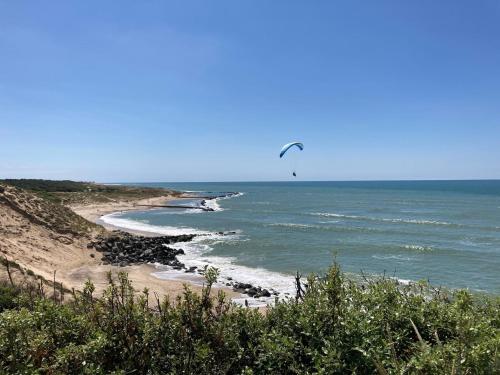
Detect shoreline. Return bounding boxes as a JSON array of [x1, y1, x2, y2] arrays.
[[70, 194, 245, 302], [72, 192, 281, 307]]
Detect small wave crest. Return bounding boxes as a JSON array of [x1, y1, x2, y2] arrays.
[[372, 254, 414, 261], [401, 244, 434, 252], [311, 212, 455, 226], [267, 222, 315, 229]]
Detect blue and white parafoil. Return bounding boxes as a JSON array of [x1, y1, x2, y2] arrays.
[[279, 142, 304, 158]]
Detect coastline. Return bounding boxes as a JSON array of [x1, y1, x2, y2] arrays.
[[71, 192, 281, 308], [69, 194, 242, 302]]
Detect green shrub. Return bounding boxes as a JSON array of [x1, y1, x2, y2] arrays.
[[0, 265, 498, 374], [0, 283, 20, 312]]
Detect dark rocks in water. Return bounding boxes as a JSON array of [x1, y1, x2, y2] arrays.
[[87, 231, 196, 269], [261, 289, 271, 297], [217, 231, 237, 236], [232, 281, 273, 299], [246, 287, 258, 297], [232, 282, 252, 291]]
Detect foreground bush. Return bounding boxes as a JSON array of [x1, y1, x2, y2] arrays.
[[0, 265, 498, 374]]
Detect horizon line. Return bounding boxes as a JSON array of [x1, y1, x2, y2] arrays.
[[103, 178, 500, 184]]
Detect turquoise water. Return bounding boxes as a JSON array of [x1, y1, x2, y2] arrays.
[[103, 181, 500, 295]]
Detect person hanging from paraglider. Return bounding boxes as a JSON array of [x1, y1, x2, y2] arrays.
[[279, 142, 303, 177]]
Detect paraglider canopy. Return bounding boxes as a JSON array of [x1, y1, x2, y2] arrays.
[[280, 142, 304, 177], [279, 142, 304, 158]]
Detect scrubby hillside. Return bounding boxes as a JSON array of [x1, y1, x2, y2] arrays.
[[0, 183, 101, 237], [0, 179, 179, 205]]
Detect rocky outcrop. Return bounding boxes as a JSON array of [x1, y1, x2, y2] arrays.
[[88, 231, 195, 269]]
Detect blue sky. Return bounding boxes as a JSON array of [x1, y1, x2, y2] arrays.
[[1, 1, 499, 182]]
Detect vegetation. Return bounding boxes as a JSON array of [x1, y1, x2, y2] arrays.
[[0, 264, 498, 374], [0, 179, 179, 205], [1, 179, 98, 193], [0, 183, 102, 237]]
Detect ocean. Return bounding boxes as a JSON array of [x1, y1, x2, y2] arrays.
[[101, 181, 500, 302]]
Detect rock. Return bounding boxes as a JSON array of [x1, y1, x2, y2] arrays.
[[246, 287, 258, 297], [88, 233, 197, 270]]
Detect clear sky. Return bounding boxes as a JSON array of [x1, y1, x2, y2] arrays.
[[1, 1, 499, 182]]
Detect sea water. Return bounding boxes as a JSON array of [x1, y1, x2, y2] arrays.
[[101, 181, 500, 298]]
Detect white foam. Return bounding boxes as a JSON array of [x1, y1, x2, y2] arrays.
[[160, 234, 296, 306], [202, 198, 223, 211], [101, 213, 208, 236], [202, 192, 244, 212], [391, 277, 412, 285]]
